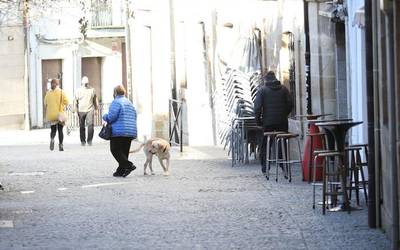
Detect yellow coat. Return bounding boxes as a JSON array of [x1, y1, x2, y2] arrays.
[[44, 88, 69, 122]]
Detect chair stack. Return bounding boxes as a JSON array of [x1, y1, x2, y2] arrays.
[[215, 68, 263, 166]]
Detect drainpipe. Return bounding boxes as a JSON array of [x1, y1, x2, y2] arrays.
[[125, 0, 133, 101], [303, 0, 312, 114], [364, 0, 376, 229], [169, 0, 177, 101], [383, 2, 399, 249], [23, 0, 31, 130]]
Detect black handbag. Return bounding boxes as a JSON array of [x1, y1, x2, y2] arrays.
[[99, 123, 112, 140]]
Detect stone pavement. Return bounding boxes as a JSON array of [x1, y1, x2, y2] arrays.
[[0, 129, 390, 249]]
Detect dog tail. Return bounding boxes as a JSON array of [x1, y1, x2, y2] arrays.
[[129, 143, 144, 154]]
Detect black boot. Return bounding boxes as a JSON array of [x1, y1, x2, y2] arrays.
[[113, 166, 124, 177], [50, 139, 55, 151], [122, 164, 136, 178]]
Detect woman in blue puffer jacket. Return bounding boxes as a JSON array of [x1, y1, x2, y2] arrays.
[[102, 85, 137, 177]]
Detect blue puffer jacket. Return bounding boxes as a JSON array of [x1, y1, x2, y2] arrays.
[[102, 95, 137, 138]]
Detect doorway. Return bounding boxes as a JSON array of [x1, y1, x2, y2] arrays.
[[81, 57, 102, 102], [42, 59, 63, 120]]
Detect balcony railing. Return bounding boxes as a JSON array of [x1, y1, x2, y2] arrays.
[[91, 0, 124, 28]]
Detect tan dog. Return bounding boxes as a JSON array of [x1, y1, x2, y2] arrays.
[[130, 138, 171, 176]]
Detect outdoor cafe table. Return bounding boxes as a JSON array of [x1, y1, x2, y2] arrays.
[[314, 120, 362, 152], [314, 120, 363, 211]]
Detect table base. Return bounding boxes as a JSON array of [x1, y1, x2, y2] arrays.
[[328, 204, 363, 212]]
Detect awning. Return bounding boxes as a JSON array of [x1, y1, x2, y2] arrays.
[[352, 6, 365, 28]]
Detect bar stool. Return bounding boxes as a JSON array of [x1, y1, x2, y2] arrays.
[[312, 149, 336, 209], [345, 144, 368, 206], [306, 132, 327, 183], [312, 151, 349, 214], [274, 133, 302, 182], [264, 131, 285, 180]]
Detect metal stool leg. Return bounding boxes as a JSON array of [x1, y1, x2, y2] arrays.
[[266, 135, 271, 180], [275, 137, 283, 182], [312, 153, 319, 209], [308, 136, 314, 183], [286, 138, 291, 182], [322, 157, 327, 215], [356, 149, 368, 203]]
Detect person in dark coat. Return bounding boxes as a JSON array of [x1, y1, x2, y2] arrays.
[[254, 71, 293, 175]]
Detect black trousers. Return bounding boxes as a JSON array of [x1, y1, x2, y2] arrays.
[[110, 137, 133, 172], [50, 123, 64, 144], [78, 110, 94, 143], [260, 123, 288, 173]]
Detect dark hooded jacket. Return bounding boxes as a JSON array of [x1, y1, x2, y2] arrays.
[[254, 75, 293, 129]]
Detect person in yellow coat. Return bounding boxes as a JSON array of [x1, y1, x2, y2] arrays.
[[44, 79, 69, 151]]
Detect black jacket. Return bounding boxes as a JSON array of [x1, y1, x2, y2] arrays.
[[254, 79, 293, 129]]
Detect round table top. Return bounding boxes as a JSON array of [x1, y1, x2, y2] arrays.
[[308, 118, 353, 124], [315, 120, 363, 127]]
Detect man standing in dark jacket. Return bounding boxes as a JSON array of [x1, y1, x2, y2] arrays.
[[254, 71, 293, 175]]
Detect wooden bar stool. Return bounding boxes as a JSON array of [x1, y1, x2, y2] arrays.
[[345, 144, 368, 206], [311, 148, 340, 209], [320, 151, 349, 214], [274, 133, 302, 182], [264, 131, 285, 180]]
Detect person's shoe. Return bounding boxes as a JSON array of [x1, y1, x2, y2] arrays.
[[87, 141, 92, 146], [113, 166, 124, 177], [59, 144, 64, 151], [50, 139, 55, 151], [122, 164, 136, 178], [81, 142, 86, 146], [113, 171, 124, 177]]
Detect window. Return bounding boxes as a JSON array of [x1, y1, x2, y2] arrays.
[[90, 0, 124, 28]]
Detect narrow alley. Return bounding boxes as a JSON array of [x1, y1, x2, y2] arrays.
[[0, 130, 389, 249]]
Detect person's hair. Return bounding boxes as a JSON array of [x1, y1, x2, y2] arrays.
[[114, 85, 126, 96], [51, 78, 59, 85]]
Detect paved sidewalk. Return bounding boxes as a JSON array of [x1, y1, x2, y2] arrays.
[[0, 128, 104, 146], [0, 129, 391, 249]]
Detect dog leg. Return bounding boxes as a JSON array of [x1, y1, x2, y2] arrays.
[[149, 157, 155, 175], [165, 158, 170, 175], [143, 159, 149, 175], [158, 158, 169, 176]]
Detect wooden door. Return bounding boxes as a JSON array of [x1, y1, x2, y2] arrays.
[[81, 57, 102, 101], [42, 59, 62, 120]]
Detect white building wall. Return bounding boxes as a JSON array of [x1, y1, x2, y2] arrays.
[[346, 0, 367, 145], [101, 53, 123, 103]]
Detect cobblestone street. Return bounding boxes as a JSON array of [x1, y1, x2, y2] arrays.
[[0, 129, 390, 249]]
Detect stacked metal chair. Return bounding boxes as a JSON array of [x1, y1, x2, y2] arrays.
[[215, 68, 263, 166]]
